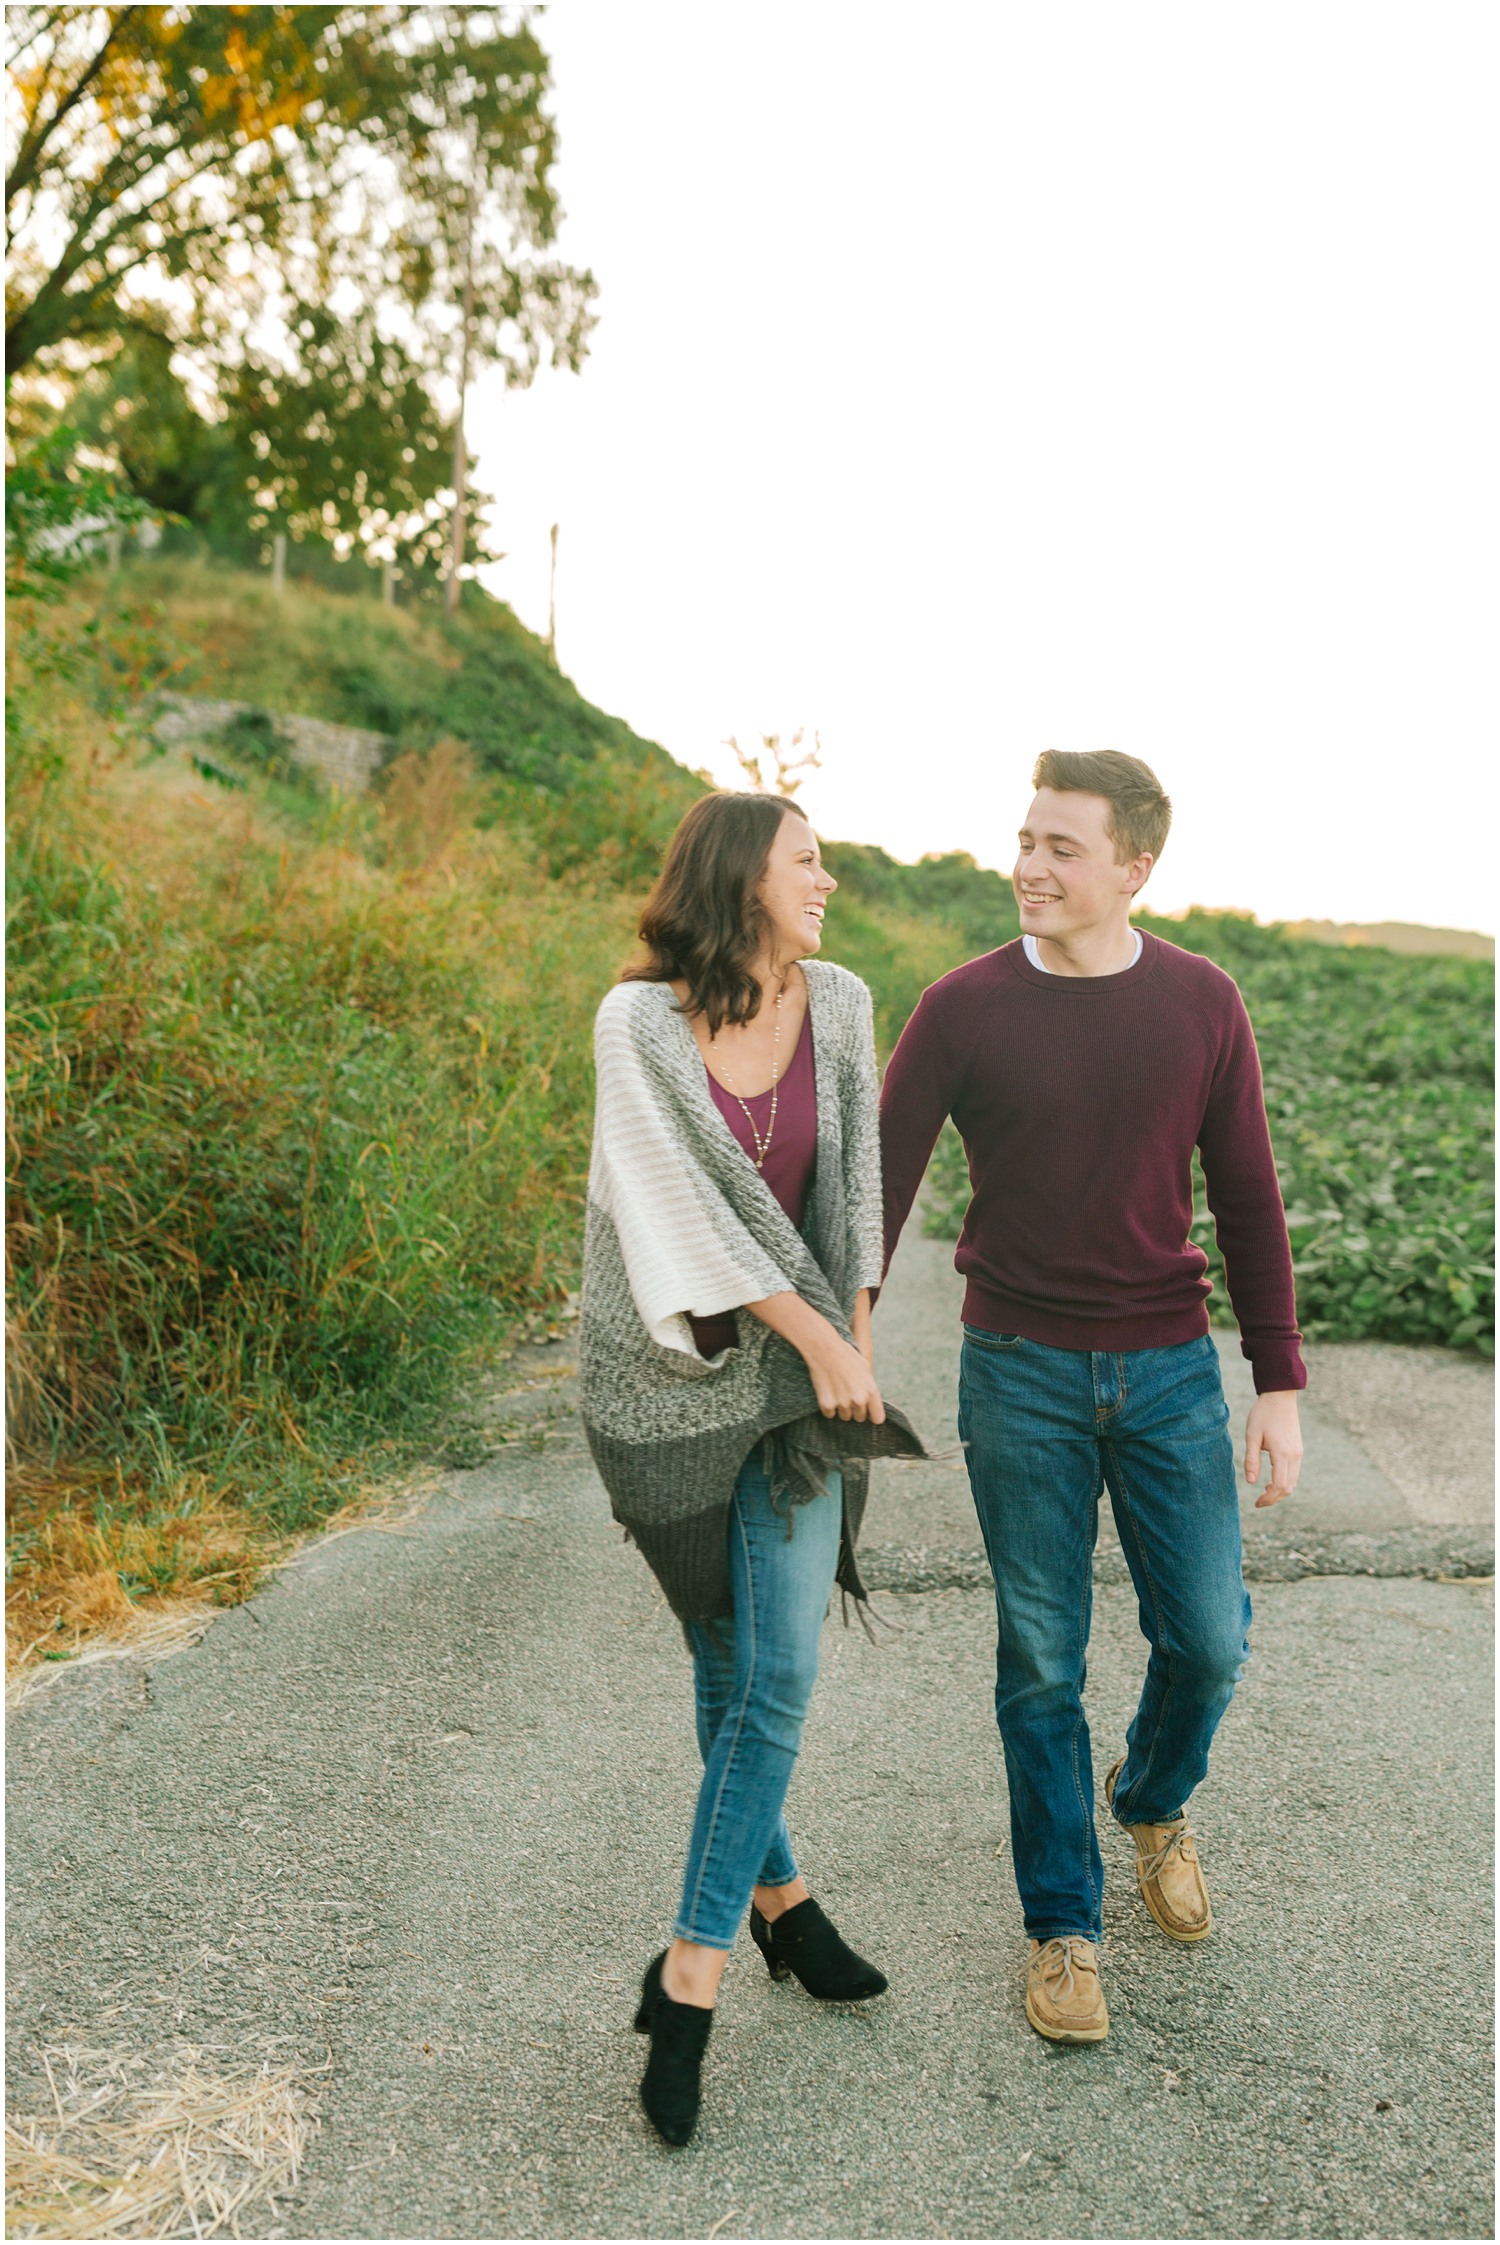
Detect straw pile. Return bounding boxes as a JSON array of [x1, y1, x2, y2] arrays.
[[5, 2044, 325, 2240]]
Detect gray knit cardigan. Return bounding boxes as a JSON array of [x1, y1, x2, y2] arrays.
[[580, 960, 924, 1622]]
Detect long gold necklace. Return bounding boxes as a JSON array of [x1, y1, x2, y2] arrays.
[[710, 981, 784, 1168]]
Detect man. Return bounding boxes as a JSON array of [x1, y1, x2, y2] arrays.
[[879, 750, 1304, 2043]]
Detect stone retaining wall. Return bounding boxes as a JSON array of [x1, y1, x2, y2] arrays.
[[154, 693, 392, 796]]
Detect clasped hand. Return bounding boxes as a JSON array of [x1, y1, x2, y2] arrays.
[[806, 1329, 886, 1424], [744, 1288, 886, 1424]]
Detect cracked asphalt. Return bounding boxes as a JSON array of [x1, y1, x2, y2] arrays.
[[7, 1226, 1493, 2240]]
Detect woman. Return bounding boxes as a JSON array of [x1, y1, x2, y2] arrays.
[[581, 790, 924, 2147]]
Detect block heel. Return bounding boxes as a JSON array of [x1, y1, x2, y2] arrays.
[[748, 1898, 888, 2000]]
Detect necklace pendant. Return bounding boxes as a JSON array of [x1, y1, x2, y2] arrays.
[[711, 980, 784, 1170]]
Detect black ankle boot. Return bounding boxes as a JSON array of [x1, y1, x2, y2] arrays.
[[634, 1950, 714, 2147], [748, 1897, 888, 2000]]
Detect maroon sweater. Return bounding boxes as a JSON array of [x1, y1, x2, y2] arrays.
[[879, 933, 1305, 1393]]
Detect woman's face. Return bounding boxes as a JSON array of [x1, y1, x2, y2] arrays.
[[757, 811, 837, 966]]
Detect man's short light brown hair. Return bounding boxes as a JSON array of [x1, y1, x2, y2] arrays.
[[1032, 749, 1172, 865]]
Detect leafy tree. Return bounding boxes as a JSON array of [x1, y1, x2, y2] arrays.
[[5, 7, 595, 386], [74, 313, 482, 575], [3, 418, 152, 593], [224, 302, 481, 572], [67, 330, 243, 528], [7, 7, 593, 578]]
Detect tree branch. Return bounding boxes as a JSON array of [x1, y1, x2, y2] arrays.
[[17, 126, 296, 359], [5, 5, 140, 214]]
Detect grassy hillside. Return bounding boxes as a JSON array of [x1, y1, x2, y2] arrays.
[[113, 558, 1022, 1029], [7, 571, 639, 1663], [6, 556, 1493, 1674], [116, 554, 706, 882]]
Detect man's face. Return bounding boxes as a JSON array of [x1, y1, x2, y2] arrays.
[[1012, 787, 1148, 938]]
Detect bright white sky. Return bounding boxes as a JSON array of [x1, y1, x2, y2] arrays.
[[472, 4, 1496, 929]]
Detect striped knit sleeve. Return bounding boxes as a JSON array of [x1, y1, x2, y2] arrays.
[[588, 988, 789, 1355], [837, 976, 886, 1295]]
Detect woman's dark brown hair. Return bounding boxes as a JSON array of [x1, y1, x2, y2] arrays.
[[622, 791, 808, 1034]]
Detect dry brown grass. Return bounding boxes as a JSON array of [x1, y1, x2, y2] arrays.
[[5, 1604, 222, 1715], [377, 736, 481, 867], [5, 1448, 445, 1707], [5, 2043, 325, 2240], [5, 1463, 273, 1694], [3, 1453, 444, 1702]]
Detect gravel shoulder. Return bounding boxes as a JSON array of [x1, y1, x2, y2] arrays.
[[7, 1234, 1494, 2241]]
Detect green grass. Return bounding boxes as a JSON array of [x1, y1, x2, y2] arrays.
[[112, 553, 702, 880]]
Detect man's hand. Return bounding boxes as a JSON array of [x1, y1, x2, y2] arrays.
[[1244, 1390, 1304, 1507]]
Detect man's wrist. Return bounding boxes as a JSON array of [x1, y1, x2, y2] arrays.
[[1250, 1351, 1307, 1396]]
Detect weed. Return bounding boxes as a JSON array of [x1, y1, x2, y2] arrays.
[[6, 582, 633, 1665]]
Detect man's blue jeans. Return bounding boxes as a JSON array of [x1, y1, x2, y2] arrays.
[[675, 1456, 842, 1950], [958, 1328, 1251, 1944]]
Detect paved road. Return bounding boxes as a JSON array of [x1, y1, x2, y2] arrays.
[[7, 1227, 1494, 2240]]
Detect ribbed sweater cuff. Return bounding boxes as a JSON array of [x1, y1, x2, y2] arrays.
[[1247, 1341, 1307, 1395]]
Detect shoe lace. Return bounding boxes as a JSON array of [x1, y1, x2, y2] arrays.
[[1136, 1819, 1198, 1886], [1034, 1937, 1096, 1997]]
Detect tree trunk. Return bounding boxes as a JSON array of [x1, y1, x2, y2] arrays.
[[445, 138, 480, 618]]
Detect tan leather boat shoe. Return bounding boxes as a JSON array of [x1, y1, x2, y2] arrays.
[[1024, 1936, 1110, 2042], [1104, 1754, 1213, 1942]]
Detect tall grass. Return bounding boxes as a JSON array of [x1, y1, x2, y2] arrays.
[[6, 587, 635, 1659]]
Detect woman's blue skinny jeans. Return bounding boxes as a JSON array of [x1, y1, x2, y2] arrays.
[[674, 1455, 842, 1950]]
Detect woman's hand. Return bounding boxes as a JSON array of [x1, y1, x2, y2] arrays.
[[744, 1290, 887, 1424], [803, 1325, 886, 1423], [851, 1287, 875, 1369]]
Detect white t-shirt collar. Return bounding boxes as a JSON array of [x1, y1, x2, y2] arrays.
[[1022, 928, 1143, 974]]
